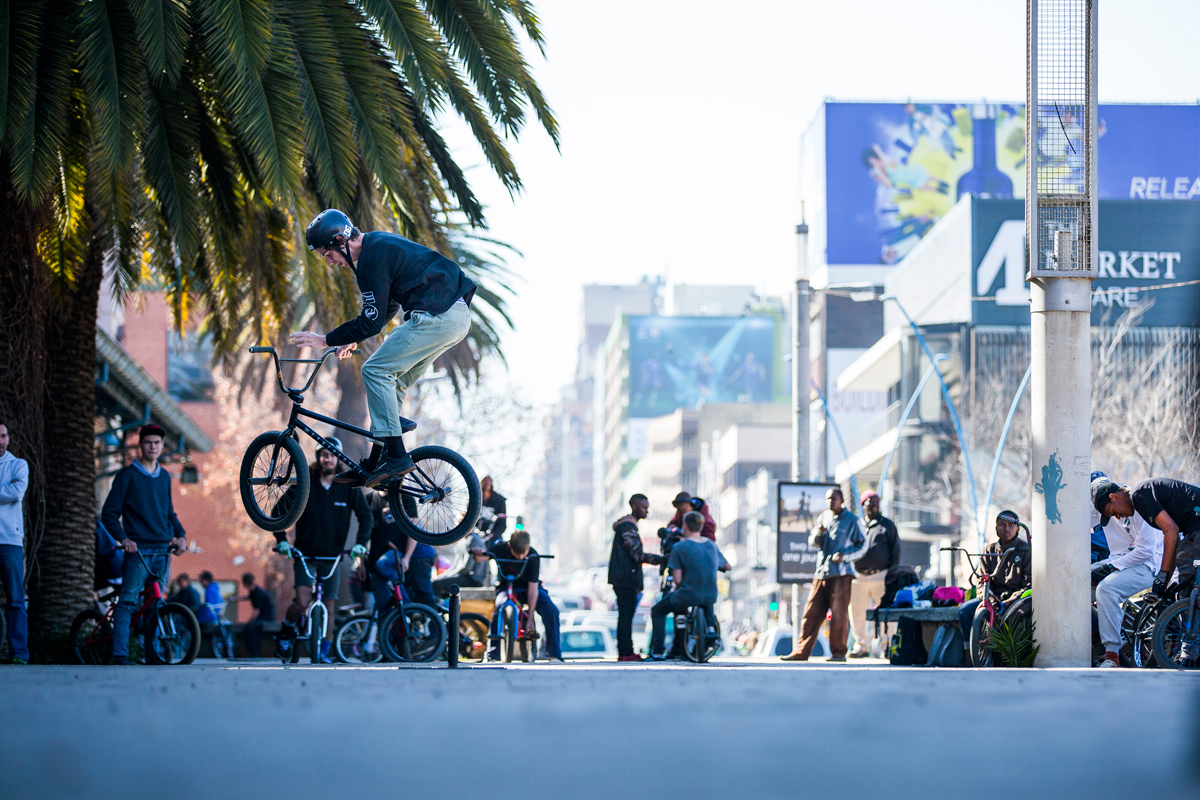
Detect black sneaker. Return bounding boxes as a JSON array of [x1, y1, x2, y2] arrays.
[[364, 455, 416, 488], [399, 417, 417, 434], [113, 656, 130, 666]]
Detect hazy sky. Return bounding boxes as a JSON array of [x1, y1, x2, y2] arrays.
[[439, 0, 1200, 415]]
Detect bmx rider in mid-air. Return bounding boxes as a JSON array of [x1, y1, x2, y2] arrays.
[[289, 210, 476, 488]]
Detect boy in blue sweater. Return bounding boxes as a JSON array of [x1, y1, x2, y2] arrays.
[[101, 425, 188, 664]]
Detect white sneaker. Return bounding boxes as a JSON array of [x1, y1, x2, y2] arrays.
[[1099, 658, 1119, 668]]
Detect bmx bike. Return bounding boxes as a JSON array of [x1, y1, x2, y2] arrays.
[[238, 345, 481, 546], [487, 553, 554, 663]]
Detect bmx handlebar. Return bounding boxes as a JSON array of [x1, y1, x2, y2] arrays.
[[249, 345, 361, 397]]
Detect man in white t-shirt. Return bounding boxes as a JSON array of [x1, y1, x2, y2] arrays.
[[1090, 477, 1164, 668]]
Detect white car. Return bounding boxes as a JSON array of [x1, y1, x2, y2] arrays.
[[558, 625, 617, 660]]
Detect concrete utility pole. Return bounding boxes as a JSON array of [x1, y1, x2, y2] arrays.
[[791, 216, 811, 630], [1026, 0, 1098, 666]]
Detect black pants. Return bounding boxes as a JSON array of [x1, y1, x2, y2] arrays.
[[243, 618, 267, 657], [404, 556, 437, 607], [614, 586, 639, 657]]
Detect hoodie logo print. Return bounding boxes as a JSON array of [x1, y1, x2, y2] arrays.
[[362, 291, 378, 320]]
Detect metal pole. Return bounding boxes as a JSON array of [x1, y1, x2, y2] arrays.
[[793, 221, 810, 484], [811, 379, 859, 509], [447, 584, 461, 668], [790, 583, 799, 635], [981, 365, 1032, 537], [878, 355, 949, 494]]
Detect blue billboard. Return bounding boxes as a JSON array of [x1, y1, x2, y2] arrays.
[[971, 199, 1200, 328], [824, 102, 1200, 266], [627, 316, 779, 418]]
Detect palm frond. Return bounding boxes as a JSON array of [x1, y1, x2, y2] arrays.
[[127, 0, 188, 84], [357, 0, 448, 108]]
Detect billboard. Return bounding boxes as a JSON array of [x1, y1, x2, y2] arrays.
[[972, 199, 1200, 328], [776, 482, 837, 584], [627, 315, 779, 418], [824, 102, 1200, 266]]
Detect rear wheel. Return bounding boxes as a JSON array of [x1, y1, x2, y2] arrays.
[[500, 605, 518, 663], [1124, 597, 1159, 668], [387, 446, 481, 547], [1152, 595, 1200, 670], [146, 603, 201, 665], [69, 610, 113, 665], [334, 613, 383, 664], [458, 613, 489, 661], [969, 606, 995, 667], [240, 432, 309, 532], [381, 605, 447, 663], [309, 603, 327, 664], [685, 607, 706, 663]]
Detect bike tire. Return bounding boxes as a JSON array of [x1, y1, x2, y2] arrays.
[[146, 603, 201, 665], [458, 612, 490, 661], [691, 607, 707, 663], [1152, 596, 1200, 670], [69, 609, 113, 665], [501, 605, 518, 663], [334, 613, 383, 664], [969, 606, 995, 667], [309, 603, 327, 664], [1126, 597, 1159, 668], [240, 432, 310, 532], [704, 614, 722, 662], [381, 604, 446, 663], [212, 624, 235, 659], [387, 446, 482, 547]]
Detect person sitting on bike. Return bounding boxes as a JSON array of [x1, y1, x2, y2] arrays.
[[273, 438, 373, 663], [957, 510, 1032, 642], [194, 571, 222, 627], [1093, 476, 1200, 599], [288, 209, 476, 489], [365, 489, 438, 609], [100, 424, 188, 665], [648, 511, 728, 661], [667, 492, 716, 541], [479, 530, 563, 662], [1089, 477, 1163, 668]]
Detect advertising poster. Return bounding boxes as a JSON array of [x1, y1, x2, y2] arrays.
[[824, 102, 1200, 267], [776, 482, 838, 584], [627, 315, 779, 418]]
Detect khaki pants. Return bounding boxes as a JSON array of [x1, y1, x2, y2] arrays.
[[849, 570, 888, 654], [795, 576, 853, 659]]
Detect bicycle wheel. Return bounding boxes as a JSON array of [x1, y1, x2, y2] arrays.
[[500, 605, 518, 663], [387, 446, 481, 547], [458, 613, 490, 661], [212, 624, 235, 659], [685, 607, 706, 663], [334, 613, 383, 664], [1152, 596, 1200, 670], [1124, 597, 1159, 668], [969, 606, 995, 667], [381, 605, 446, 663], [309, 603, 327, 664], [240, 432, 310, 532], [146, 603, 201, 665], [703, 614, 722, 662], [69, 609, 113, 665]]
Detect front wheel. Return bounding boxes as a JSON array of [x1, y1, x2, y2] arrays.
[[969, 606, 995, 668], [146, 603, 201, 665], [240, 432, 310, 532], [1152, 595, 1200, 670], [309, 603, 327, 665], [500, 604, 518, 663], [684, 607, 706, 663], [334, 613, 383, 664], [387, 446, 481, 547], [458, 613, 490, 661], [69, 609, 113, 665], [381, 605, 446, 663]]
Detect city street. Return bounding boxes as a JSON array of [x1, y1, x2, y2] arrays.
[[2, 661, 1197, 799]]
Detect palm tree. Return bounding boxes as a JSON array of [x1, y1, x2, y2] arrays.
[[0, 0, 555, 644]]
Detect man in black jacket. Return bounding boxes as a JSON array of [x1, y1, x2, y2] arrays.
[[290, 210, 476, 488], [848, 491, 901, 658], [274, 439, 373, 663], [608, 494, 663, 662]]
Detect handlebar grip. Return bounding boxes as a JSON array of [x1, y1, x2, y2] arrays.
[[249, 346, 273, 354]]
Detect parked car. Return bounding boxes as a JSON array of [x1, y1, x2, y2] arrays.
[[559, 625, 616, 660], [751, 625, 829, 659]]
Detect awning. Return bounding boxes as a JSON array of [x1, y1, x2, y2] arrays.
[[836, 327, 903, 392], [95, 328, 214, 454]]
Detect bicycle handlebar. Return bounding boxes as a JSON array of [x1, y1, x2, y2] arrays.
[[249, 345, 361, 397]]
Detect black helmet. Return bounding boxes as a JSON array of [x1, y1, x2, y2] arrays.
[[305, 209, 355, 262]]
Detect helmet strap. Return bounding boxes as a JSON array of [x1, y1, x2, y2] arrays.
[[336, 235, 354, 268]]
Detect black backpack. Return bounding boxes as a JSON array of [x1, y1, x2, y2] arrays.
[[888, 616, 928, 666], [880, 565, 919, 608]]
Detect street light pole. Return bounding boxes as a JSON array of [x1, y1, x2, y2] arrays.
[[791, 219, 810, 632]]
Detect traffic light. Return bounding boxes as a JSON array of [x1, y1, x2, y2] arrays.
[[769, 601, 779, 612]]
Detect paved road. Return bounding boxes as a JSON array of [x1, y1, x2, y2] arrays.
[[2, 659, 1198, 799]]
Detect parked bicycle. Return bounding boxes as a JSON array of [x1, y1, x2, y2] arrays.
[[942, 545, 1023, 667], [487, 553, 554, 663], [279, 547, 341, 665], [69, 550, 200, 665], [239, 345, 481, 546], [1151, 574, 1199, 670], [206, 599, 236, 659]]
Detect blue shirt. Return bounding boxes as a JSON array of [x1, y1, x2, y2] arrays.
[[195, 583, 222, 625]]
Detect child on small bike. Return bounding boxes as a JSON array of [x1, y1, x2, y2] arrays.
[[648, 512, 729, 661]]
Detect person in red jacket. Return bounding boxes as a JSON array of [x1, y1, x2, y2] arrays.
[[668, 492, 716, 542]]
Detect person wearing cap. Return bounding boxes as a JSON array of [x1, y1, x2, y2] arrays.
[[1093, 476, 1200, 602], [273, 437, 373, 663], [667, 492, 716, 542], [848, 490, 900, 658], [1088, 477, 1163, 667], [957, 510, 1031, 646], [101, 424, 188, 664], [289, 210, 477, 489]]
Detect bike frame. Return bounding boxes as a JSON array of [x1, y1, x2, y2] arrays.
[[291, 549, 342, 641], [489, 554, 553, 646]]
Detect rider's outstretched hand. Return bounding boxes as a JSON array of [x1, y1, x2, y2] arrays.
[[289, 331, 326, 350]]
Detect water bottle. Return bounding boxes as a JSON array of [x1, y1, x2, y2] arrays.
[[956, 104, 1014, 200]]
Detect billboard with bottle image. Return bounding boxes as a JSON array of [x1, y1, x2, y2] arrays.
[[823, 102, 1200, 266]]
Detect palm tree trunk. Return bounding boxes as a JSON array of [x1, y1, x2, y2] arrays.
[[335, 358, 371, 457]]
